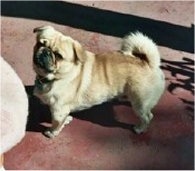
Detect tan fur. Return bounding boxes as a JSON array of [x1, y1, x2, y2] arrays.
[[33, 26, 165, 138]]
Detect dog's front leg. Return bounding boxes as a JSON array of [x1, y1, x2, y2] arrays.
[[44, 105, 73, 138]]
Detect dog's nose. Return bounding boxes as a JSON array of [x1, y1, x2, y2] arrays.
[[34, 47, 55, 73], [41, 48, 51, 57]]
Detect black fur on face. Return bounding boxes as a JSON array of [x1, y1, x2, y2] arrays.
[[33, 43, 56, 73]]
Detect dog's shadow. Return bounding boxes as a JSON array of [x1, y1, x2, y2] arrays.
[[25, 86, 51, 132], [71, 100, 133, 130], [25, 86, 133, 133], [161, 57, 194, 118]]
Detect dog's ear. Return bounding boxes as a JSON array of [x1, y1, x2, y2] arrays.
[[33, 26, 55, 46], [33, 26, 55, 33], [73, 41, 86, 63]]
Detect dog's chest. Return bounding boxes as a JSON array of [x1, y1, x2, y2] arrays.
[[35, 78, 78, 104]]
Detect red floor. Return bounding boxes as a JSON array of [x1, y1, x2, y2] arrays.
[[1, 1, 194, 170]]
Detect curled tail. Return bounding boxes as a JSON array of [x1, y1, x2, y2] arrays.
[[121, 32, 161, 68]]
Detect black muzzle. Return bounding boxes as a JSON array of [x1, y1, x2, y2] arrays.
[[34, 47, 55, 72]]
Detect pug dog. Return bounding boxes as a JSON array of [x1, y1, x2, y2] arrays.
[[33, 26, 165, 138]]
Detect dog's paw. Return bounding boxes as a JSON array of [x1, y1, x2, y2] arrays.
[[44, 129, 59, 138], [64, 116, 73, 125], [133, 125, 146, 134]]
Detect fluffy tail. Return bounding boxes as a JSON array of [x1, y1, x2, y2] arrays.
[[121, 32, 160, 68]]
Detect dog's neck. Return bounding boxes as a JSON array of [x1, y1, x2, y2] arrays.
[[36, 75, 56, 84], [34, 75, 57, 93]]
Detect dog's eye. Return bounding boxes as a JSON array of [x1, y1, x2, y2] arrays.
[[36, 42, 45, 47], [54, 52, 63, 59]]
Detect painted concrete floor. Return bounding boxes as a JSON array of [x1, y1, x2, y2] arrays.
[[1, 1, 194, 170]]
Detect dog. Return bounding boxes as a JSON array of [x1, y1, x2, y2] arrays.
[[33, 26, 165, 138]]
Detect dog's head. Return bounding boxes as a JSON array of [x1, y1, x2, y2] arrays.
[[33, 26, 86, 79]]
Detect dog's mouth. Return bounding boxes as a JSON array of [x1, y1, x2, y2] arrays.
[[33, 45, 57, 73]]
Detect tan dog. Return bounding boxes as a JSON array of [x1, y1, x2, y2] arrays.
[[33, 26, 165, 138]]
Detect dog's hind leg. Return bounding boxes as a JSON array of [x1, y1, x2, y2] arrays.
[[133, 108, 153, 134]]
